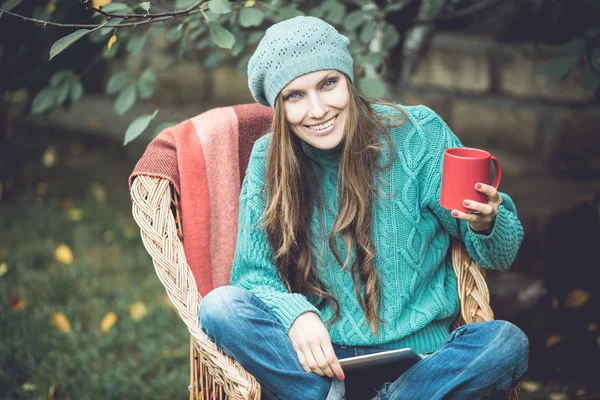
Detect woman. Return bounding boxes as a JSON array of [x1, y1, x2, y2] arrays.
[[199, 16, 528, 400]]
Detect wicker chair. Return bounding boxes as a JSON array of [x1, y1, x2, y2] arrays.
[[130, 107, 517, 400]]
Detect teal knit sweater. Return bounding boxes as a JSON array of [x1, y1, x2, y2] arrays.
[[230, 104, 523, 355]]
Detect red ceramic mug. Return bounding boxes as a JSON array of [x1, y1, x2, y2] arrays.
[[440, 147, 502, 213]]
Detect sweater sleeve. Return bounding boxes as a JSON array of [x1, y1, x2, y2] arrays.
[[418, 107, 524, 271], [229, 136, 321, 333]]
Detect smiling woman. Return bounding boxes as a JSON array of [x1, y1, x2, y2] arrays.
[[198, 15, 528, 400]]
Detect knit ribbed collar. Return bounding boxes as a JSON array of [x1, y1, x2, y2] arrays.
[[300, 140, 342, 168]]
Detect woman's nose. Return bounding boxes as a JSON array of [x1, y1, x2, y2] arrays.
[[307, 95, 327, 119]]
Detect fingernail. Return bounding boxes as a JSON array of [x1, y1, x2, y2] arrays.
[[451, 211, 459, 217], [463, 200, 470, 207], [476, 183, 482, 189], [339, 374, 345, 381]]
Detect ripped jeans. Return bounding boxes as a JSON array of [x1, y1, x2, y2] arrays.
[[199, 286, 528, 400]]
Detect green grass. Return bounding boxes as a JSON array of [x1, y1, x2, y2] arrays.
[[0, 128, 189, 399]]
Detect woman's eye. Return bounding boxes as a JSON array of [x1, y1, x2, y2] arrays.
[[284, 92, 300, 101], [323, 79, 338, 88]]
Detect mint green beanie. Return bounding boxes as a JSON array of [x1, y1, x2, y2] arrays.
[[247, 16, 354, 108]]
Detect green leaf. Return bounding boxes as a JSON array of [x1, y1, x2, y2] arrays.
[[360, 22, 375, 43], [209, 22, 235, 49], [190, 26, 206, 42], [114, 85, 137, 116], [343, 10, 364, 31], [208, 0, 232, 14], [175, 0, 196, 8], [561, 38, 586, 57], [153, 121, 179, 137], [167, 26, 183, 42], [324, 1, 345, 24], [537, 55, 579, 80], [124, 112, 157, 145], [230, 29, 246, 57], [101, 2, 130, 12], [50, 71, 70, 87], [137, 67, 156, 99], [205, 10, 220, 20], [106, 71, 130, 95], [382, 23, 400, 49], [239, 8, 265, 27], [385, 0, 410, 13], [138, 1, 150, 11], [351, 0, 370, 7], [247, 31, 265, 44], [31, 88, 56, 114], [580, 66, 600, 93], [237, 54, 251, 76], [358, 76, 386, 97], [126, 35, 148, 57], [308, 4, 326, 18], [2, 0, 24, 12], [70, 81, 84, 102], [56, 80, 72, 104], [591, 46, 600, 72], [356, 53, 382, 69], [50, 29, 92, 60], [277, 7, 304, 20], [203, 52, 222, 68]]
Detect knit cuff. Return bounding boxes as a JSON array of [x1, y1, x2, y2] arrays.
[[465, 204, 524, 270], [258, 291, 322, 334]]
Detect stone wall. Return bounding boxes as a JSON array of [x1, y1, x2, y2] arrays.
[[124, 32, 600, 246]]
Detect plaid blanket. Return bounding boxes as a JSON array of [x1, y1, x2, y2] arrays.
[[129, 103, 273, 296]]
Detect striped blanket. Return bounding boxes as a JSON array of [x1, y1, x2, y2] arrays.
[[129, 103, 273, 297]]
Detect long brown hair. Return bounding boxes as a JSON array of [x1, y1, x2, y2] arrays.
[[262, 76, 406, 335]]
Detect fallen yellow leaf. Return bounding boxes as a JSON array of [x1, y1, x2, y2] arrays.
[[545, 334, 562, 348], [47, 0, 56, 13], [48, 383, 57, 398], [68, 208, 83, 221], [36, 182, 48, 195], [519, 380, 540, 392], [566, 288, 590, 309], [244, 0, 256, 6], [62, 198, 74, 211], [22, 382, 36, 391], [51, 312, 72, 334], [107, 34, 117, 52], [548, 393, 568, 400], [54, 244, 74, 265], [0, 262, 7, 278], [9, 296, 25, 311], [123, 225, 137, 239], [41, 147, 56, 168], [128, 301, 148, 321], [588, 323, 598, 332], [101, 312, 118, 333], [92, 0, 111, 8], [552, 296, 559, 311], [90, 183, 107, 203], [102, 230, 115, 243]]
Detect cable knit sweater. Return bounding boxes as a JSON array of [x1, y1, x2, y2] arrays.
[[230, 104, 523, 355]]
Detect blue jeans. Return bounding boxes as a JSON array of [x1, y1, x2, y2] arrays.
[[199, 286, 528, 400]]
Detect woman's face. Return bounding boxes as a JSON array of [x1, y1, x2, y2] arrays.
[[281, 70, 349, 150]]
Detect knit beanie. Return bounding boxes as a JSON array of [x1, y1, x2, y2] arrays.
[[247, 16, 354, 108]]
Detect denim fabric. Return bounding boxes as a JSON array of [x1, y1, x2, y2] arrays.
[[199, 286, 528, 400]]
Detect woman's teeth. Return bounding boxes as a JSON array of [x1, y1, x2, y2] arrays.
[[308, 117, 335, 131]]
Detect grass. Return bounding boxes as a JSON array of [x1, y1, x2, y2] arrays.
[[0, 125, 189, 399]]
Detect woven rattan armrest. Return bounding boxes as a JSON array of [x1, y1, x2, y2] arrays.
[[130, 175, 260, 399]]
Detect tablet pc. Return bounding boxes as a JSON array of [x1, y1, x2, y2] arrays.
[[340, 348, 422, 400], [339, 348, 422, 371]]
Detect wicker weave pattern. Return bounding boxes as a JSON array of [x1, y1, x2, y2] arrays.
[[131, 174, 518, 400], [131, 176, 260, 399]]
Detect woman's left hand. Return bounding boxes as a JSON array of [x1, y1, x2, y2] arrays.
[[451, 183, 503, 233]]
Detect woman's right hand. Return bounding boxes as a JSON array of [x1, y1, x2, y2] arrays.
[[288, 312, 345, 381]]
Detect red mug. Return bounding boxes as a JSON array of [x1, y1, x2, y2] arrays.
[[440, 147, 501, 213]]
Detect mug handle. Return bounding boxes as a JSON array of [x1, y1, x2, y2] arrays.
[[490, 156, 502, 189]]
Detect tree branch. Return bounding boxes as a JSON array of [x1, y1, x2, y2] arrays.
[[79, 0, 203, 20], [0, 8, 203, 28]]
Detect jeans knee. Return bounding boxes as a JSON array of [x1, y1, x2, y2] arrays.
[[489, 320, 529, 370], [199, 285, 251, 337]]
